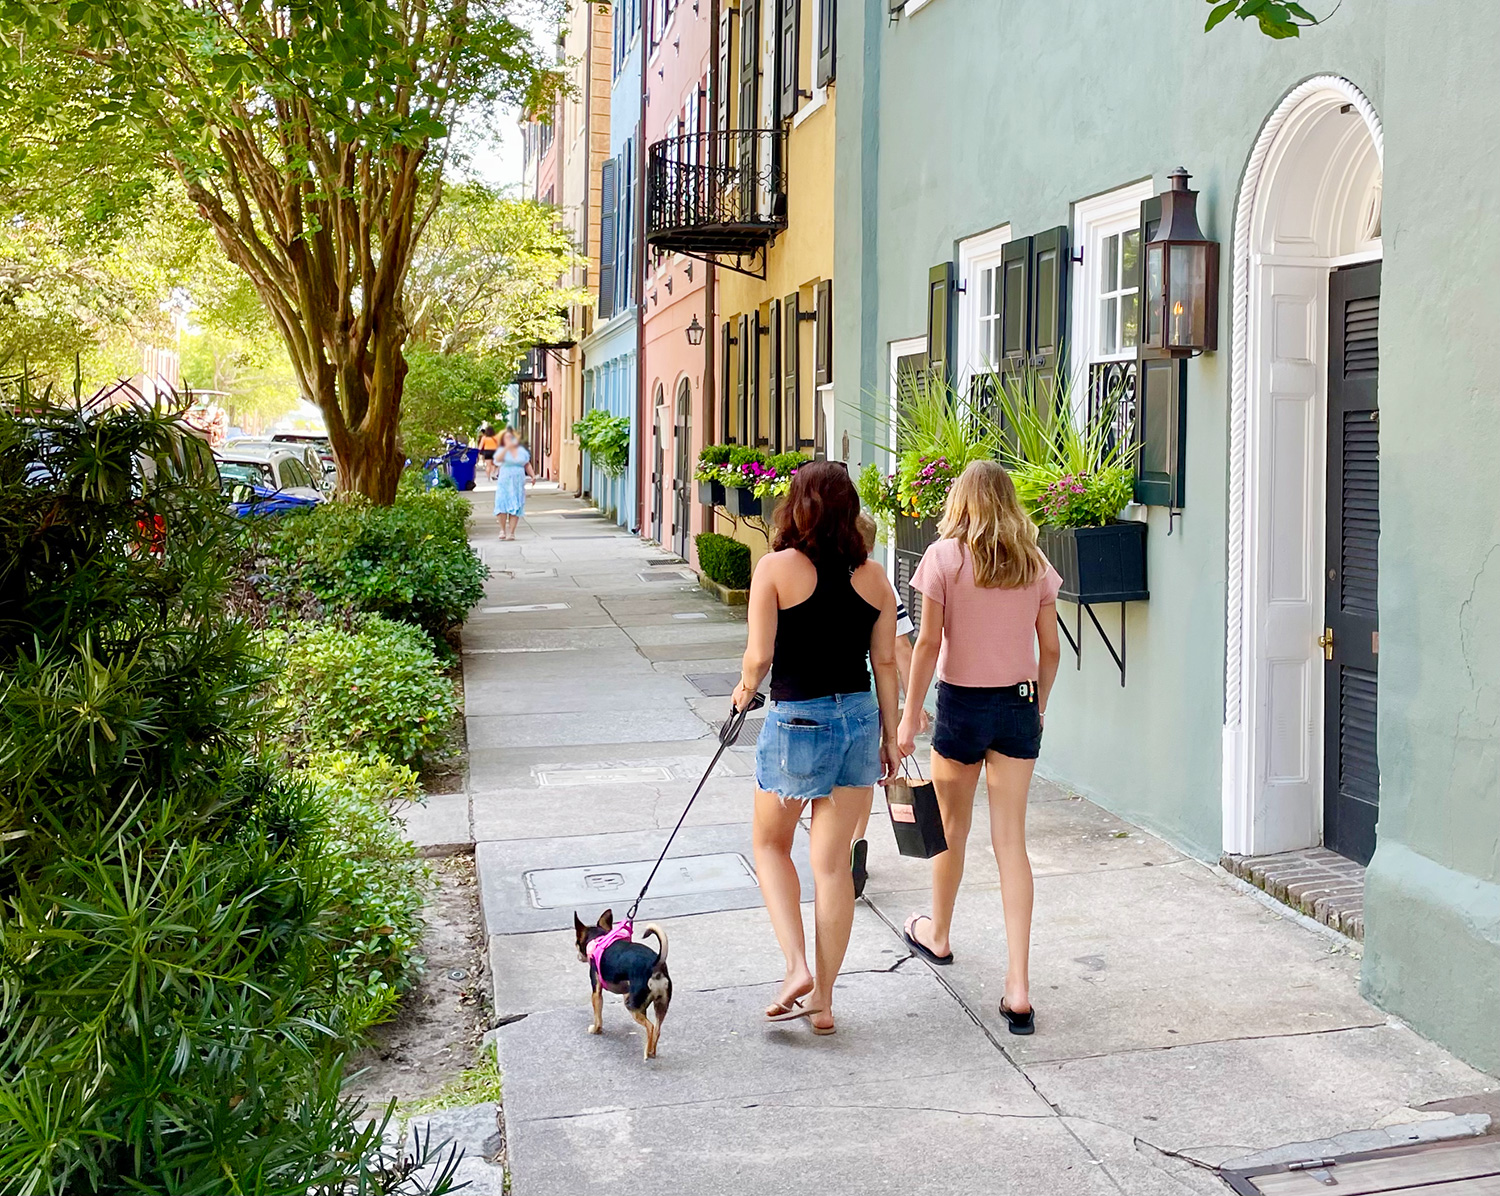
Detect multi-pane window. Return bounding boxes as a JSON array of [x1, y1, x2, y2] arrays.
[[955, 226, 1011, 392], [1096, 228, 1141, 359], [975, 262, 1001, 366]]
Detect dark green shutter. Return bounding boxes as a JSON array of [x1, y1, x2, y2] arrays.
[[778, 0, 799, 121], [1132, 196, 1186, 507], [721, 318, 735, 443], [998, 236, 1032, 372], [1029, 225, 1069, 375], [736, 313, 751, 444], [717, 5, 733, 132], [598, 158, 617, 321], [768, 299, 782, 450], [814, 278, 833, 387], [750, 310, 764, 445], [816, 0, 835, 87], [784, 293, 803, 448], [738, 0, 759, 133], [926, 261, 955, 386]]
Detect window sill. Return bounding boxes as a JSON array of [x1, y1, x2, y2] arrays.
[[792, 87, 828, 130]]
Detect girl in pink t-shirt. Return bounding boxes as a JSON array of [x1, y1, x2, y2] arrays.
[[896, 460, 1062, 1034]]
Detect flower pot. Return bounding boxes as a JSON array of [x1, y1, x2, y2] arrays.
[[1038, 521, 1148, 603], [726, 486, 762, 518], [697, 479, 726, 507]]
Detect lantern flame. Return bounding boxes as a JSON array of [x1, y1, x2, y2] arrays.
[[1173, 301, 1184, 316]]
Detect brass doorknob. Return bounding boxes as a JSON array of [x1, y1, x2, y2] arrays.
[[1317, 628, 1334, 660]]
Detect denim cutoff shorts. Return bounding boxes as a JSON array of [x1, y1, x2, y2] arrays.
[[931, 681, 1043, 764], [755, 690, 882, 801]]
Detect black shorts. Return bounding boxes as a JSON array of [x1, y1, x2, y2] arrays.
[[931, 681, 1042, 764], [480, 448, 496, 460]]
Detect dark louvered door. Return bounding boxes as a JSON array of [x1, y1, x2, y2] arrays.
[[1324, 262, 1381, 865]]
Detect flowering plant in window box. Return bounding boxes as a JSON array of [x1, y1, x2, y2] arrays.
[[694, 444, 733, 505]]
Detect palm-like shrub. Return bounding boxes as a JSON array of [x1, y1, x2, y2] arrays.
[[0, 402, 452, 1194]]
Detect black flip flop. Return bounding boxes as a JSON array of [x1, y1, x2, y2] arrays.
[[851, 838, 869, 899], [999, 1000, 1035, 1036], [902, 915, 954, 966]]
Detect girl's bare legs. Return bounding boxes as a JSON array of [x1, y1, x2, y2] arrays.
[[495, 513, 507, 539], [908, 752, 982, 959], [984, 751, 1037, 1014], [805, 786, 869, 1031], [505, 513, 520, 539], [753, 790, 813, 1012]]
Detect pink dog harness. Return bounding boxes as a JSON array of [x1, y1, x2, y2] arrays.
[[585, 919, 633, 973]]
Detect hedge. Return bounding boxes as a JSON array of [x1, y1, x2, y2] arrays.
[[696, 532, 751, 590]]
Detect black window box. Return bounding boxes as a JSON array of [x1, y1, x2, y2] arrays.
[[726, 486, 762, 518], [697, 479, 726, 507], [1038, 521, 1149, 604]]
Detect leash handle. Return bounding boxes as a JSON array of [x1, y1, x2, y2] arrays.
[[626, 693, 764, 922]]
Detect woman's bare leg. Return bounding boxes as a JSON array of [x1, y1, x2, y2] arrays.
[[752, 790, 813, 1011], [984, 751, 1037, 1014], [804, 786, 869, 1031], [851, 789, 875, 842], [908, 752, 982, 959]]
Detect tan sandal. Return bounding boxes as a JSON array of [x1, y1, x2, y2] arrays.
[[766, 999, 824, 1024]]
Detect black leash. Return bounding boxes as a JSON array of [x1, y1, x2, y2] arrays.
[[624, 693, 765, 924]]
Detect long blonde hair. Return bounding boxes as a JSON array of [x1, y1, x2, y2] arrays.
[[938, 460, 1045, 589]]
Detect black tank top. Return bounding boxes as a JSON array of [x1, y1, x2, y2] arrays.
[[769, 558, 880, 702]]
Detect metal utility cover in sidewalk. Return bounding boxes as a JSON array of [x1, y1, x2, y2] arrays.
[[524, 852, 757, 909], [1222, 1135, 1500, 1194], [686, 672, 740, 696], [476, 824, 810, 933]]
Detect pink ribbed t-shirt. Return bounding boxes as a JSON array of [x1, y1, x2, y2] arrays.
[[911, 537, 1062, 687]]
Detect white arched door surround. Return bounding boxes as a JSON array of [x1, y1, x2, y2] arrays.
[[1222, 77, 1384, 857]]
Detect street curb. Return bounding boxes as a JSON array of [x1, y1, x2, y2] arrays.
[[698, 574, 749, 606]]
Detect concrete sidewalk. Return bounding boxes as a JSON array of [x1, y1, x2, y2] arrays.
[[458, 490, 1496, 1195]]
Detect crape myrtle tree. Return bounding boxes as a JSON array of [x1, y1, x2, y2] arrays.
[[0, 0, 562, 501]]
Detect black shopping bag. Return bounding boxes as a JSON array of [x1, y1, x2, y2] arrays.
[[885, 761, 947, 859]]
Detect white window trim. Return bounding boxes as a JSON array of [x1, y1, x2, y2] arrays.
[[793, 0, 829, 128], [905, 0, 937, 14], [1069, 179, 1156, 383], [955, 224, 1011, 393]]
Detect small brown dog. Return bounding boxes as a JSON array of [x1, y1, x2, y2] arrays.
[[573, 909, 673, 1059]]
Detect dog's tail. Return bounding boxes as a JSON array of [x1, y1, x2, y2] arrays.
[[641, 922, 669, 969]]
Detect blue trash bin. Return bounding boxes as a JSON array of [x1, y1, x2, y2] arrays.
[[446, 447, 479, 491]]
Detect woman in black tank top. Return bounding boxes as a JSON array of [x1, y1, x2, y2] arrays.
[[730, 462, 901, 1037]]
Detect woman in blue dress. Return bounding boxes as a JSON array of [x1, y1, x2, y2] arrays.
[[493, 428, 535, 540]]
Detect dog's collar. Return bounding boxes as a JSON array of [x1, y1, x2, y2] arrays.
[[585, 919, 633, 973]]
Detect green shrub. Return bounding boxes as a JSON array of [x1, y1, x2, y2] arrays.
[[297, 751, 430, 1028], [572, 407, 631, 477], [0, 402, 450, 1192], [261, 487, 487, 641], [696, 532, 752, 590], [270, 616, 458, 769], [698, 443, 733, 467], [728, 445, 767, 469]]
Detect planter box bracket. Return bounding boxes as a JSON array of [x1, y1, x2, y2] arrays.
[[1057, 600, 1129, 687]]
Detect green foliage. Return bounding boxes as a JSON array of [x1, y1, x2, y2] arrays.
[[896, 452, 961, 519], [697, 443, 733, 470], [406, 183, 586, 363], [270, 617, 458, 770], [573, 408, 631, 478], [991, 365, 1138, 527], [728, 445, 768, 469], [695, 533, 752, 590], [407, 1047, 503, 1117], [0, 401, 448, 1193], [857, 461, 901, 524], [261, 488, 487, 641], [1204, 0, 1322, 38], [401, 344, 509, 461], [298, 752, 430, 1025]]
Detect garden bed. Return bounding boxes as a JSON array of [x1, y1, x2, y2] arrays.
[[343, 854, 490, 1109]]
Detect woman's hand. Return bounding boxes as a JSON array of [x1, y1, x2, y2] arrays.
[[731, 679, 759, 713], [897, 711, 919, 760], [880, 736, 901, 783]]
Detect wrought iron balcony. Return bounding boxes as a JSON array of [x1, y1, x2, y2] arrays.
[[646, 130, 787, 260]]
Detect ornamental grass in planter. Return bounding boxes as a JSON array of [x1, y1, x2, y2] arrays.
[[994, 365, 1148, 603]]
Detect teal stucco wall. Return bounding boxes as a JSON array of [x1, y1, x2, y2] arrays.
[[834, 0, 1499, 1072], [1361, 1, 1500, 1074]]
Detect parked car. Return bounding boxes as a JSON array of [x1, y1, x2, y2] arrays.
[[270, 432, 337, 481], [224, 438, 330, 489], [215, 446, 325, 503]]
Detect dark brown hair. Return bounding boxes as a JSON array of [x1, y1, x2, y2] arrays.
[[771, 460, 867, 568]]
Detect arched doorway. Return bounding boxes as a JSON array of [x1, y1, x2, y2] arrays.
[[673, 377, 693, 560], [1222, 77, 1384, 862], [650, 383, 665, 545]]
